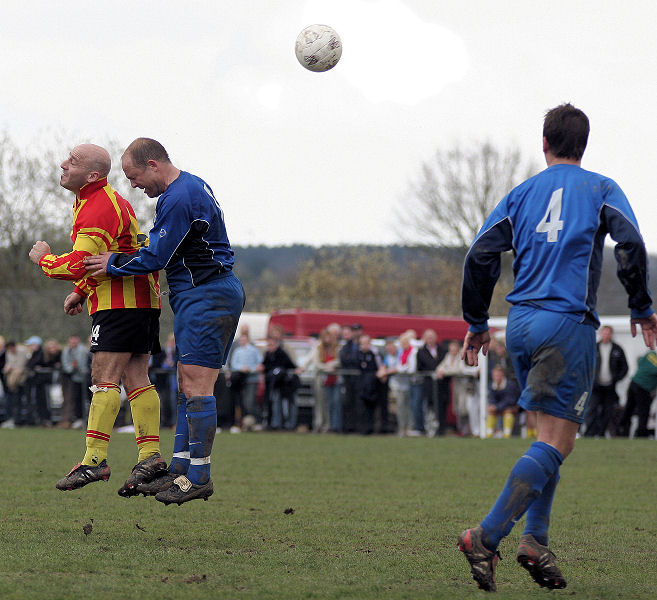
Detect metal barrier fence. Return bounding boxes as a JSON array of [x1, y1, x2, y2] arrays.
[[1, 366, 488, 437]]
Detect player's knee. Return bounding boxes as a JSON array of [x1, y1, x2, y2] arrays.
[[560, 439, 576, 459], [91, 374, 120, 386], [121, 372, 150, 392], [179, 381, 194, 399], [121, 356, 151, 390], [179, 372, 217, 398], [186, 395, 215, 413]]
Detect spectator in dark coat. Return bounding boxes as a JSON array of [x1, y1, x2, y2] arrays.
[[416, 329, 445, 436], [339, 324, 362, 432], [25, 336, 49, 426], [356, 334, 380, 435], [259, 337, 297, 430], [584, 325, 628, 437]]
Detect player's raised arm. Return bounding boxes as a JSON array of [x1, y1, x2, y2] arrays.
[[34, 232, 106, 281]]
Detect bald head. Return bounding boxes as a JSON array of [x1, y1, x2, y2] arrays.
[[60, 143, 111, 194], [77, 144, 111, 178]]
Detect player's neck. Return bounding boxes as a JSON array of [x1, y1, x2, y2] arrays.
[[163, 165, 182, 188], [544, 151, 581, 168]]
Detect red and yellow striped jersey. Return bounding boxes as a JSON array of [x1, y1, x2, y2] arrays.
[[39, 178, 160, 314]]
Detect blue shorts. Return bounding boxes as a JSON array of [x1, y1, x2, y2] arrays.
[[505, 305, 596, 423], [169, 271, 245, 369]]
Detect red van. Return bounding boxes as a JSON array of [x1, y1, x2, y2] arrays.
[[268, 308, 469, 342]]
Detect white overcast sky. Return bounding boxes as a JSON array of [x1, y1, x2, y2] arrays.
[[2, 0, 657, 251]]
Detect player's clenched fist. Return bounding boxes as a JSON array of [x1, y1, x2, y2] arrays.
[[64, 291, 85, 316], [28, 240, 51, 264]]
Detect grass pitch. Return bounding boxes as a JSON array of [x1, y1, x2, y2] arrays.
[[1, 430, 656, 599]]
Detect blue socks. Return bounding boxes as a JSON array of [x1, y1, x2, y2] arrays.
[[169, 393, 190, 475], [186, 395, 217, 485], [523, 469, 560, 546], [168, 393, 217, 486], [480, 441, 563, 551]]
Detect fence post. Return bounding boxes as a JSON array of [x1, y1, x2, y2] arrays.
[[478, 350, 488, 439]]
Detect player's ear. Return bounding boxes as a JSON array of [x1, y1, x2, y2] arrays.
[[542, 136, 550, 153], [87, 171, 100, 183], [147, 159, 159, 171]]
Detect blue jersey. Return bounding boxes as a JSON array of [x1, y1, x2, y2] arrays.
[[463, 164, 653, 331], [107, 171, 235, 297]]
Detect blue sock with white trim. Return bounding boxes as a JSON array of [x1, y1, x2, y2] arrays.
[[186, 395, 217, 485], [169, 393, 190, 475], [480, 441, 563, 551], [523, 468, 560, 546]]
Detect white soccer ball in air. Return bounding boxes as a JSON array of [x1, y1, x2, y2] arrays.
[[295, 24, 342, 72]]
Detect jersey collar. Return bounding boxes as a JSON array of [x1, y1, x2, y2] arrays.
[[79, 177, 109, 199]]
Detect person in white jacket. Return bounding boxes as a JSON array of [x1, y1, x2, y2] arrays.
[[390, 331, 417, 437], [299, 328, 341, 432], [436, 340, 479, 436]]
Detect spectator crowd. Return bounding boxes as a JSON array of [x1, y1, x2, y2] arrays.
[[1, 323, 655, 439]]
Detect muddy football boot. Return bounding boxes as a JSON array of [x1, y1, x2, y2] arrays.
[[117, 453, 168, 497], [457, 526, 502, 592], [517, 534, 567, 589], [56, 460, 111, 491], [133, 471, 178, 496], [155, 475, 214, 506]]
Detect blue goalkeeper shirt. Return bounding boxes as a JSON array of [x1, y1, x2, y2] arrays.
[[106, 171, 234, 297], [462, 164, 653, 332]]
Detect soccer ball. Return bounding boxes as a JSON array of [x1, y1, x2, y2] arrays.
[[295, 24, 342, 72], [241, 414, 257, 432]]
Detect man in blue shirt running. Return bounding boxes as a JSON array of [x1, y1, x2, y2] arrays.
[[457, 104, 657, 591], [86, 138, 245, 506]]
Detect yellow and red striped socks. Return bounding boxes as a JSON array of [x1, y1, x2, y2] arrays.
[[83, 382, 121, 466], [128, 384, 161, 462]]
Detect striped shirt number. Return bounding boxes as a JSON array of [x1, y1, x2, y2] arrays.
[[536, 188, 564, 242]]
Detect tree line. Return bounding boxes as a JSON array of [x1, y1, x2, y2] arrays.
[[0, 132, 647, 343]]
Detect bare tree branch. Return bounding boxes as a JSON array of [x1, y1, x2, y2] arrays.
[[398, 141, 538, 247]]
